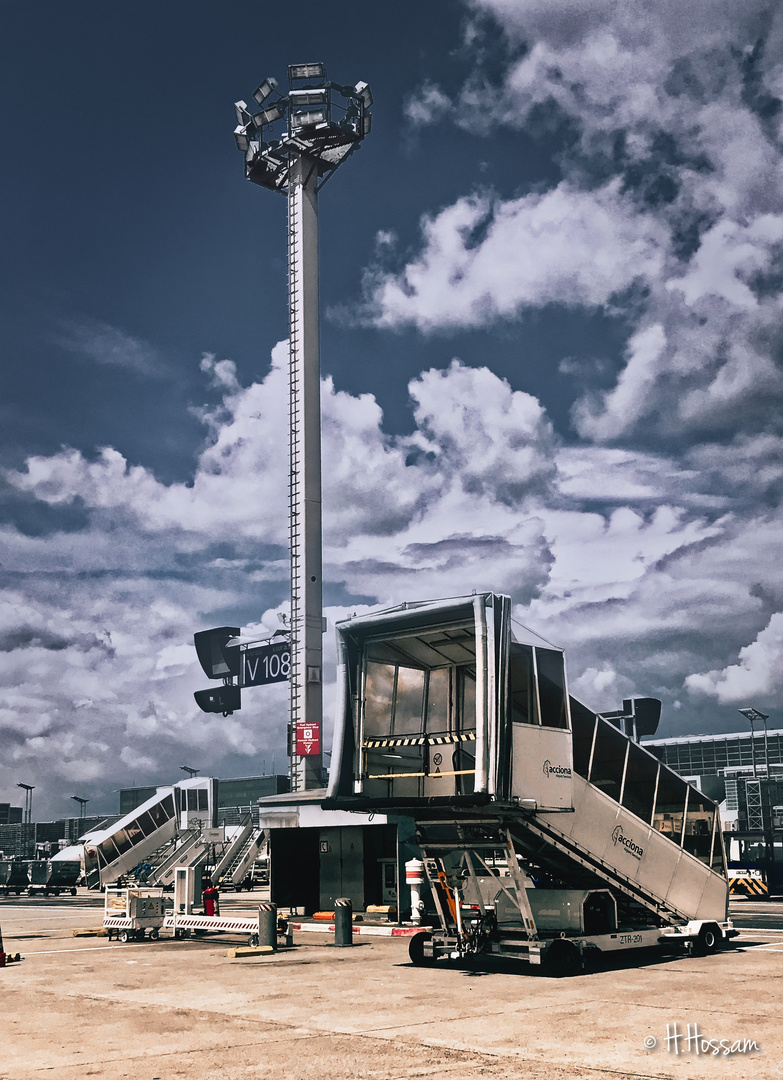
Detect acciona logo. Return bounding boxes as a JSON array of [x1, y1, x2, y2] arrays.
[[611, 825, 644, 859], [543, 759, 572, 779]]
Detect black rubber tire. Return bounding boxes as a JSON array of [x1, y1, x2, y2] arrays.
[[408, 931, 434, 966], [248, 933, 259, 948], [119, 930, 130, 943], [695, 923, 720, 956], [150, 928, 159, 940], [545, 940, 582, 977]]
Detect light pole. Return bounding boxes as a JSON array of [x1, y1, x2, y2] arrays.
[[234, 63, 372, 791], [17, 782, 34, 825], [739, 707, 770, 777], [739, 707, 773, 877], [70, 795, 89, 820]]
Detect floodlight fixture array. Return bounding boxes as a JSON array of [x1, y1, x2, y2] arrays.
[[233, 61, 372, 193]]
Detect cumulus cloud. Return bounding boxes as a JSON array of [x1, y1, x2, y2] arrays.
[[360, 183, 666, 332], [567, 663, 634, 714], [9, 346, 291, 545], [366, 1, 783, 444], [686, 612, 783, 703]]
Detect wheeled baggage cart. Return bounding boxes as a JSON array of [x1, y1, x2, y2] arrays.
[[103, 887, 166, 942]]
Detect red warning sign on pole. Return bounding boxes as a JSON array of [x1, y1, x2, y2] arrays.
[[295, 721, 321, 756]]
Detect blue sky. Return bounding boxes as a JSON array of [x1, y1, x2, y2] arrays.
[[3, 1, 783, 818]]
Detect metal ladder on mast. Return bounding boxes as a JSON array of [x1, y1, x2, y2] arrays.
[[287, 169, 303, 791]]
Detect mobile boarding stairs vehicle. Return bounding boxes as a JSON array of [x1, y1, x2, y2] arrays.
[[324, 592, 736, 974]]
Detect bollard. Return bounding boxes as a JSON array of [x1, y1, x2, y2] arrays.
[[405, 859, 425, 924], [258, 903, 278, 951], [334, 897, 353, 947]]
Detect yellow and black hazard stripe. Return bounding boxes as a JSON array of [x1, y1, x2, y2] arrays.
[[364, 736, 426, 748], [428, 732, 477, 745], [728, 875, 768, 897], [364, 732, 476, 749]]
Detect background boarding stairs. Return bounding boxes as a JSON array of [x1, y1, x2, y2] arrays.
[[214, 818, 267, 889]]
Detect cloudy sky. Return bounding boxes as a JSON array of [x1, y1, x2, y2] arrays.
[[3, 1, 783, 819]]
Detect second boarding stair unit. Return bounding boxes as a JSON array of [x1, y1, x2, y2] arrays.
[[147, 829, 212, 889], [211, 812, 267, 890], [325, 592, 737, 973]]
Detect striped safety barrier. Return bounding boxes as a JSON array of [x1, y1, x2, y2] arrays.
[[163, 915, 261, 933]]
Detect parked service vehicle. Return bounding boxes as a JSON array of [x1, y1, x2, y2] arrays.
[[27, 859, 80, 896], [325, 593, 737, 975], [0, 859, 29, 896], [727, 861, 769, 899]]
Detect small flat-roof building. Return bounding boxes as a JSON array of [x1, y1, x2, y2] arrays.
[[256, 789, 413, 915]]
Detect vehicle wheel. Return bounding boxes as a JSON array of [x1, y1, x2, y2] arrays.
[[119, 930, 130, 943], [135, 929, 145, 941], [408, 931, 434, 967], [545, 940, 582, 977], [248, 933, 259, 948], [695, 924, 720, 956], [150, 928, 159, 940], [581, 945, 603, 971]]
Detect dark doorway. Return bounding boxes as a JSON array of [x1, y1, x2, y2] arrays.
[[270, 827, 320, 913], [583, 891, 617, 935]]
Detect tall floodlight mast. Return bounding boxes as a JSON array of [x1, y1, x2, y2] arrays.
[[234, 63, 372, 790]]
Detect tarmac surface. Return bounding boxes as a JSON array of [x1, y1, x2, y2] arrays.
[[1, 894, 781, 1080]]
